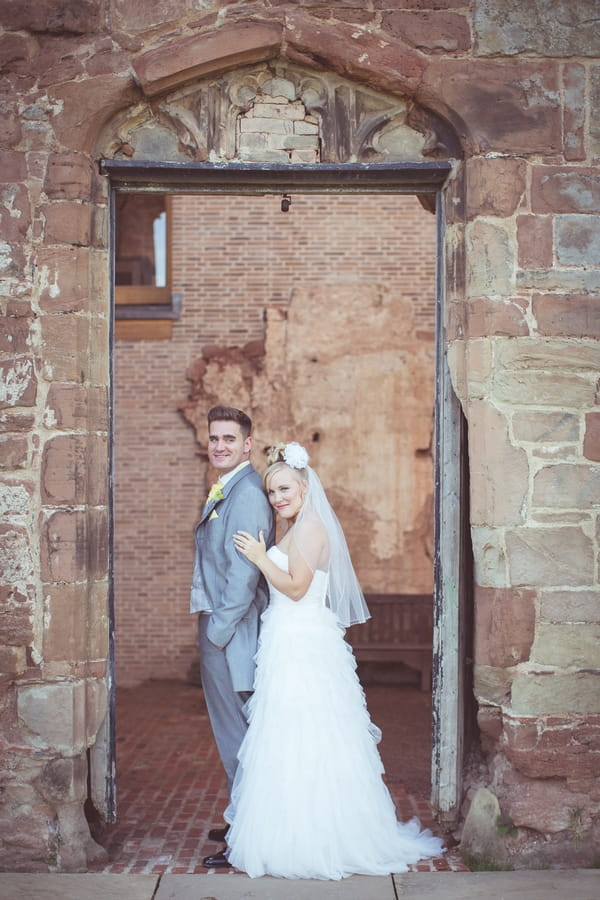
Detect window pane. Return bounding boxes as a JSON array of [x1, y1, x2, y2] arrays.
[[115, 194, 167, 287]]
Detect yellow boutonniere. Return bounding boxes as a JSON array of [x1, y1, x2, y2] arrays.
[[207, 481, 224, 503]]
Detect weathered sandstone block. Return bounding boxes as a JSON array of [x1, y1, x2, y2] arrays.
[[556, 214, 600, 267], [540, 589, 600, 623], [38, 755, 87, 805], [0, 583, 34, 647], [505, 777, 593, 834], [466, 219, 515, 298], [0, 523, 34, 591], [285, 12, 426, 95], [533, 463, 600, 509], [0, 435, 28, 468], [466, 297, 529, 339], [44, 384, 108, 432], [591, 64, 600, 157], [495, 336, 600, 372], [473, 664, 515, 706], [41, 508, 108, 584], [0, 411, 35, 432], [42, 584, 88, 663], [470, 526, 508, 589], [40, 316, 89, 383], [422, 59, 560, 154], [85, 677, 107, 742], [43, 201, 90, 246], [530, 623, 600, 668], [465, 339, 493, 396], [41, 434, 107, 507], [86, 581, 109, 662], [0, 184, 31, 242], [0, 358, 37, 408], [0, 149, 27, 182], [88, 316, 110, 386], [504, 714, 600, 778], [506, 526, 594, 587], [531, 166, 600, 214], [466, 157, 526, 219], [17, 681, 87, 753], [112, 0, 195, 33], [468, 400, 528, 526], [41, 510, 87, 583], [532, 293, 600, 339], [44, 152, 92, 201], [477, 704, 503, 740], [0, 644, 26, 676], [37, 246, 89, 313], [511, 411, 580, 444], [474, 587, 535, 668], [518, 267, 600, 294], [383, 9, 471, 53], [0, 316, 32, 355], [511, 672, 600, 716], [49, 75, 138, 152], [474, 0, 600, 57], [133, 23, 283, 96], [494, 370, 597, 408], [563, 63, 586, 161], [584, 412, 600, 461], [0, 0, 101, 34], [460, 787, 507, 867], [0, 480, 33, 518], [517, 215, 553, 269], [41, 435, 87, 506]]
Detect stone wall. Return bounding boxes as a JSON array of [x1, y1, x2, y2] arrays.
[[0, 0, 599, 872]]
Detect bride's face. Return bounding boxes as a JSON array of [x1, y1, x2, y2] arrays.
[[266, 468, 306, 521]]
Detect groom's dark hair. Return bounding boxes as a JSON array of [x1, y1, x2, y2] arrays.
[[208, 405, 252, 439]]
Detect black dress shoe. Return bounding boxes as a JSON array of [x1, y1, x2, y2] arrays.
[[202, 849, 231, 868], [208, 824, 230, 842]]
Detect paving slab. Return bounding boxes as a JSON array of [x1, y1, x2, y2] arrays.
[[0, 873, 158, 900], [156, 873, 395, 899], [393, 870, 600, 899]]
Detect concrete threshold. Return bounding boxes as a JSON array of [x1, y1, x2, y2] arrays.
[[0, 869, 599, 900]]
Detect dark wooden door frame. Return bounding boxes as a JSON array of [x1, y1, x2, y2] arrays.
[[101, 159, 468, 824]]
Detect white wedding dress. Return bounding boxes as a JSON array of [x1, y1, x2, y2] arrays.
[[224, 545, 445, 880]]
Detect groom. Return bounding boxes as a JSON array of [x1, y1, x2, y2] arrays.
[[191, 405, 274, 869]]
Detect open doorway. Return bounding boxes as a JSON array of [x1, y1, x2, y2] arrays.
[[96, 161, 469, 870]]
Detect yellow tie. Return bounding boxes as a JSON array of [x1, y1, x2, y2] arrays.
[[206, 481, 224, 505]]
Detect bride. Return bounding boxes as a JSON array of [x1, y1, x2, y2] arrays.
[[227, 441, 445, 880]]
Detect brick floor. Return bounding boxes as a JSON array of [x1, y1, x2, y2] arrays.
[[88, 680, 467, 875]]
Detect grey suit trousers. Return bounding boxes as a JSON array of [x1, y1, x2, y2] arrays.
[[198, 613, 250, 794]]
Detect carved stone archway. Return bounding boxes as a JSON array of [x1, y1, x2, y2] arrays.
[[100, 58, 461, 167]]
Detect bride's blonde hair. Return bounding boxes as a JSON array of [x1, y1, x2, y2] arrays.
[[263, 459, 306, 491], [264, 443, 308, 490]]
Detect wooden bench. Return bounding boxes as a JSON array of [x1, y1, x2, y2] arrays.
[[346, 594, 433, 691]]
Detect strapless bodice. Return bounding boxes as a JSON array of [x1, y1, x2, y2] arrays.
[[266, 545, 328, 609]]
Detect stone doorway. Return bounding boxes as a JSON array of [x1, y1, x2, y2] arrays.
[[96, 42, 469, 839], [103, 160, 469, 837]]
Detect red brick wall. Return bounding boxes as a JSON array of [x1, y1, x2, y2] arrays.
[[114, 194, 436, 686]]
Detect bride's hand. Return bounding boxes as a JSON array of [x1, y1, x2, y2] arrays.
[[234, 529, 266, 564]]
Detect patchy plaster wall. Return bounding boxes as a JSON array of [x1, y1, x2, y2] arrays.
[[0, 0, 599, 872], [114, 192, 436, 688]]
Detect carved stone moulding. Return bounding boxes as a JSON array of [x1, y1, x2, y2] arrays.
[[102, 60, 460, 164]]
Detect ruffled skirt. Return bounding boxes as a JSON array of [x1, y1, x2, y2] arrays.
[[224, 599, 444, 879]]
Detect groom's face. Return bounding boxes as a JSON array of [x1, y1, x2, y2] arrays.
[[208, 419, 252, 473]]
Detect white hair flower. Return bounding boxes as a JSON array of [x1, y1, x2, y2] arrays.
[[283, 442, 309, 469]]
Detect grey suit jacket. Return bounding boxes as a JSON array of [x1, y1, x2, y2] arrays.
[[191, 464, 275, 692]]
